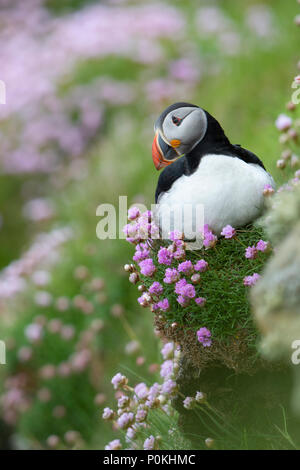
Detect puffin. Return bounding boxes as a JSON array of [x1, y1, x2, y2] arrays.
[[152, 102, 275, 239]]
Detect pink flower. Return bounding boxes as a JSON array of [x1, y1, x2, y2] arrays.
[[256, 240, 269, 252], [143, 435, 157, 450], [243, 273, 261, 286], [161, 342, 174, 360], [139, 258, 156, 276], [111, 373, 128, 390], [245, 246, 257, 259], [263, 184, 275, 196], [134, 383, 149, 400], [181, 283, 196, 299], [102, 407, 114, 420], [133, 243, 150, 262], [178, 260, 194, 275], [157, 299, 170, 312], [149, 281, 163, 296], [169, 230, 183, 241], [175, 278, 187, 295], [275, 114, 292, 131], [183, 397, 196, 410], [194, 259, 208, 272], [164, 268, 180, 284], [177, 295, 190, 307], [158, 247, 173, 265], [221, 225, 236, 239], [117, 412, 134, 429], [160, 360, 174, 378], [191, 273, 201, 284], [197, 327, 212, 347], [195, 297, 206, 307], [128, 207, 140, 220], [161, 379, 177, 395], [105, 439, 122, 450], [201, 226, 218, 249]]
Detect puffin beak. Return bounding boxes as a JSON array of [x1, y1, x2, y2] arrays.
[[152, 131, 180, 171]]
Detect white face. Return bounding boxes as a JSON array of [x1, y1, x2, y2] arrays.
[[161, 106, 207, 155]]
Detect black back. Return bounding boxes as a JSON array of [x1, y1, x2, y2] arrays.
[[155, 109, 265, 202]]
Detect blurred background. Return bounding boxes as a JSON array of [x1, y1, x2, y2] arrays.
[[0, 0, 299, 449]]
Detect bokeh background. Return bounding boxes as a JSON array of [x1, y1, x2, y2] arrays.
[[0, 0, 299, 449]]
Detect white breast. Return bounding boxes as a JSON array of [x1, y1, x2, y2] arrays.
[[155, 154, 275, 239]]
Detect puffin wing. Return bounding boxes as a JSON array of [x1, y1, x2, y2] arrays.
[[231, 144, 266, 170]]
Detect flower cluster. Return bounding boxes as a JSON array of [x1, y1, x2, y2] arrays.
[[125, 209, 271, 348], [103, 342, 181, 450]]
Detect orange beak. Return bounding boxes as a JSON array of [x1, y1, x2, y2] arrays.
[[152, 132, 179, 171]]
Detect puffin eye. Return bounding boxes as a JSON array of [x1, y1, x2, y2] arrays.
[[172, 115, 182, 126]]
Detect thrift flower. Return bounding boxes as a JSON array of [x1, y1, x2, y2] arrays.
[[195, 297, 206, 307], [139, 258, 156, 277], [111, 373, 128, 390], [221, 225, 236, 239], [183, 397, 196, 410], [195, 391, 207, 403], [157, 299, 170, 312], [194, 259, 208, 272], [175, 278, 187, 295], [263, 184, 275, 196], [134, 383, 149, 400], [143, 435, 157, 450], [128, 207, 140, 220], [191, 273, 201, 284], [149, 281, 163, 296], [275, 114, 292, 131], [256, 240, 269, 252], [197, 327, 212, 347], [161, 342, 174, 360], [105, 439, 122, 450], [245, 246, 257, 259], [181, 283, 196, 298], [158, 247, 173, 266], [117, 412, 134, 429], [163, 268, 180, 284], [160, 360, 174, 379], [102, 407, 114, 421], [161, 379, 177, 395], [177, 295, 190, 307], [169, 230, 183, 241], [178, 260, 194, 275], [243, 273, 261, 286]]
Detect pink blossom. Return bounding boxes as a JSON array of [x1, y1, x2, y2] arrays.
[[195, 297, 206, 307], [256, 240, 269, 252], [149, 281, 163, 296], [111, 373, 128, 390], [175, 278, 187, 295], [105, 439, 122, 450], [245, 246, 257, 259], [161, 379, 177, 395], [160, 360, 174, 379], [158, 247, 173, 266], [163, 268, 180, 284], [157, 299, 170, 312], [275, 114, 292, 131], [134, 383, 149, 400], [221, 225, 236, 239], [197, 327, 212, 347], [177, 295, 190, 307], [102, 407, 114, 420], [139, 258, 156, 277], [128, 207, 140, 220], [178, 260, 194, 275], [194, 259, 208, 272], [243, 273, 261, 286]]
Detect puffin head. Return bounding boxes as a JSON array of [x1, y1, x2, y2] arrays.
[[152, 102, 208, 170]]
